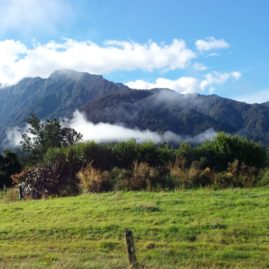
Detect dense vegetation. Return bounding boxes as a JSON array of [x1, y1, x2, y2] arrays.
[[2, 114, 268, 199], [0, 150, 21, 188], [0, 113, 269, 199], [1, 189, 269, 268]]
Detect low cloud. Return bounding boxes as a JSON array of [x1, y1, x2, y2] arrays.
[[5, 111, 216, 147], [64, 111, 217, 144], [0, 39, 195, 85], [196, 37, 229, 52], [126, 71, 241, 94], [4, 126, 23, 148]]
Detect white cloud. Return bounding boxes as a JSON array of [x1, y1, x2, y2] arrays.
[[199, 71, 241, 91], [63, 110, 172, 143], [126, 77, 199, 94], [0, 0, 72, 36], [195, 37, 229, 52], [126, 71, 241, 94], [5, 111, 216, 147], [235, 88, 269, 104], [0, 39, 195, 85], [5, 126, 22, 148]]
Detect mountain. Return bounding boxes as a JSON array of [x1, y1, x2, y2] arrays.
[[0, 69, 269, 147], [0, 69, 129, 146], [0, 69, 128, 125], [83, 89, 269, 143]]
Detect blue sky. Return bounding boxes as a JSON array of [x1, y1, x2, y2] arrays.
[[0, 0, 269, 103]]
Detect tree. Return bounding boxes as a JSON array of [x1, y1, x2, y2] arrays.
[[0, 150, 21, 188], [198, 132, 266, 171], [21, 114, 82, 162]]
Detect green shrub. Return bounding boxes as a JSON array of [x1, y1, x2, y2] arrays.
[[12, 147, 80, 199], [111, 140, 138, 168], [109, 167, 132, 191], [197, 132, 266, 171], [257, 168, 269, 186]]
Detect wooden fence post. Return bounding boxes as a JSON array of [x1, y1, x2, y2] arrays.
[[125, 229, 139, 269], [18, 185, 24, 200]]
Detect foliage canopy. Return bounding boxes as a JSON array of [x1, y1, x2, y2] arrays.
[[21, 114, 82, 162]]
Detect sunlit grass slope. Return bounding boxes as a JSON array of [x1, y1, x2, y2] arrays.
[[0, 188, 269, 268]]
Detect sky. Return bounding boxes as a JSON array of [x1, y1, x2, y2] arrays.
[[0, 0, 269, 103]]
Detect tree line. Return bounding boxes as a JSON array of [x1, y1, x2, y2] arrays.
[[1, 115, 269, 198]]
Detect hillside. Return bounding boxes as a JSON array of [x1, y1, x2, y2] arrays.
[[0, 69, 129, 146], [1, 188, 269, 268], [84, 90, 269, 143], [1, 69, 269, 146]]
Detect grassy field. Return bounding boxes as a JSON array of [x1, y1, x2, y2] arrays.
[[0, 188, 269, 269]]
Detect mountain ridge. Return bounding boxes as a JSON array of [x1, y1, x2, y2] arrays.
[[0, 69, 269, 148]]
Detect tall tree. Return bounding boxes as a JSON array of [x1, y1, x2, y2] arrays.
[[21, 114, 82, 162]]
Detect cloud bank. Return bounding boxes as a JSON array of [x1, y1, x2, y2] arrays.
[[126, 71, 241, 94], [0, 36, 238, 95], [5, 111, 216, 148], [0, 39, 195, 85]]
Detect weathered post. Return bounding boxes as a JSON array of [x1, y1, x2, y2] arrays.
[[125, 229, 139, 269], [18, 185, 24, 200]]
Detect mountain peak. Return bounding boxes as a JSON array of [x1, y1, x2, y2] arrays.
[[49, 69, 103, 81]]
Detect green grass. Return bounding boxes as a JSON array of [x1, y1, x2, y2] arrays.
[[0, 188, 269, 268]]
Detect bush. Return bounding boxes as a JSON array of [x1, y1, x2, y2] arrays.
[[197, 132, 266, 171], [211, 172, 234, 189], [169, 158, 189, 188], [77, 164, 112, 192], [257, 168, 269, 187], [0, 150, 21, 188], [227, 160, 257, 187], [176, 143, 198, 167], [168, 158, 214, 188], [130, 161, 159, 191], [189, 166, 213, 187], [80, 142, 115, 170], [109, 167, 132, 191], [111, 140, 138, 168], [12, 151, 80, 199]]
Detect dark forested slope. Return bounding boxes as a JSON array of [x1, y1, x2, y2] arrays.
[[1, 69, 269, 147]]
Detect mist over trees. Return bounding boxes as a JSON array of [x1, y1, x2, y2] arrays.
[[21, 114, 82, 163], [9, 126, 269, 198], [1, 114, 269, 198]]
